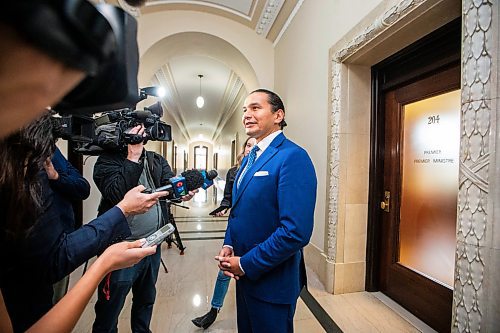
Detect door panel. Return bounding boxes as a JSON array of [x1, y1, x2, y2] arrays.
[[379, 66, 460, 332], [399, 90, 460, 287]]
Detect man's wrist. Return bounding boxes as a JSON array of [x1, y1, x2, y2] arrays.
[[116, 203, 129, 217]]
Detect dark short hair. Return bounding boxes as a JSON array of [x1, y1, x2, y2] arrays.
[[250, 89, 287, 129]]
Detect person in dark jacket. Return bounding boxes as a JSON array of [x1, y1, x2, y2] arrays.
[[92, 125, 196, 333], [192, 137, 256, 329], [45, 147, 91, 303], [216, 137, 257, 216], [0, 114, 166, 333]]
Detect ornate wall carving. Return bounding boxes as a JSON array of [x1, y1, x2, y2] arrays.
[[453, 1, 493, 331], [333, 0, 425, 62], [327, 62, 342, 261]]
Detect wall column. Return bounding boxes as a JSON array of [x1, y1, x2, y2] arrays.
[[453, 1, 499, 332]]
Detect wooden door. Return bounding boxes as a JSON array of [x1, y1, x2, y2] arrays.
[[378, 66, 460, 332], [366, 18, 461, 332]]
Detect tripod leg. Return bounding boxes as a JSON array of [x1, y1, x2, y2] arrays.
[[165, 234, 173, 248], [160, 258, 168, 273], [168, 212, 186, 255]]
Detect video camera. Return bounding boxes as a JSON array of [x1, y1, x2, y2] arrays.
[[59, 101, 172, 154], [54, 101, 172, 154], [95, 102, 171, 146], [52, 101, 172, 154]]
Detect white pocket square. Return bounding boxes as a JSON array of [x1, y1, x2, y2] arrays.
[[254, 171, 269, 177]]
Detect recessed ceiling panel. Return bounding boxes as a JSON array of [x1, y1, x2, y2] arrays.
[[147, 0, 254, 16]]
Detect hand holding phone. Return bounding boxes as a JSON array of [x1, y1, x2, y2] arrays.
[[141, 223, 175, 248], [209, 206, 229, 216]]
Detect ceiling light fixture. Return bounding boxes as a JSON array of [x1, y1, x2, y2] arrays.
[[196, 74, 205, 109]]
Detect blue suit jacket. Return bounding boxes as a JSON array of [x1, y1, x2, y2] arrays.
[[224, 132, 317, 304]]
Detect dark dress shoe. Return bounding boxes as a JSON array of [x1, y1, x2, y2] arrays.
[[191, 307, 218, 329]]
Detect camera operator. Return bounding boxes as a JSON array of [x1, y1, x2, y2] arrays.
[[92, 125, 196, 333]]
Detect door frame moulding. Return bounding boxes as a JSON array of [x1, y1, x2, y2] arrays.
[[322, 0, 460, 292]]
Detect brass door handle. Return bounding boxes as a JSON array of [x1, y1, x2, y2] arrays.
[[380, 190, 390, 212]]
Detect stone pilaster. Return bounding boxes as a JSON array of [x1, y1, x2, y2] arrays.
[[453, 1, 499, 332]]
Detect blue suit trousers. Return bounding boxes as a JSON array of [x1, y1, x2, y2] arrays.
[[236, 281, 296, 333]]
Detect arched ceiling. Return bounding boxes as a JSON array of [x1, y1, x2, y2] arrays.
[[139, 31, 260, 143], [108, 0, 302, 145]]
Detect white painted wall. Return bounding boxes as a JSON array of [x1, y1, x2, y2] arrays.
[[274, 0, 382, 250]]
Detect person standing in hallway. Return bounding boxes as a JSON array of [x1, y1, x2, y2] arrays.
[[217, 89, 317, 333], [191, 136, 256, 329], [215, 137, 257, 217], [92, 125, 196, 333]]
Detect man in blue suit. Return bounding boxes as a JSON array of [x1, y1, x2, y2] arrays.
[[217, 89, 317, 332]]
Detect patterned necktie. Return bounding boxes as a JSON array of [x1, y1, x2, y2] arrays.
[[237, 145, 260, 188]]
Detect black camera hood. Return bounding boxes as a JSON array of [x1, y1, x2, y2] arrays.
[[2, 0, 115, 75], [2, 0, 140, 114]]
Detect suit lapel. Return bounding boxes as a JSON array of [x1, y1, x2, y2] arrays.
[[232, 133, 285, 208]]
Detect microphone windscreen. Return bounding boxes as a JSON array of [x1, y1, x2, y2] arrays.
[[181, 169, 205, 191], [206, 170, 218, 180], [131, 110, 152, 120]]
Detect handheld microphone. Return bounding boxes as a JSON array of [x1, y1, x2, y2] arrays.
[[200, 169, 218, 190], [145, 169, 204, 198]]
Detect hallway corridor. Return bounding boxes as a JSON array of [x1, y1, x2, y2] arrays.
[[71, 188, 434, 332]]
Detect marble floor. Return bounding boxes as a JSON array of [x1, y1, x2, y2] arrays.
[[70, 188, 435, 332]]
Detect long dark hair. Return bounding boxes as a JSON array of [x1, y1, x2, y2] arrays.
[[0, 112, 55, 239]]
